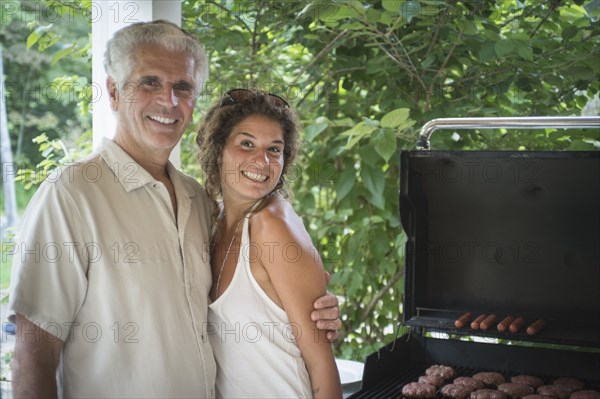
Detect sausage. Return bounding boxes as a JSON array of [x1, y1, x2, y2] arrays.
[[480, 314, 497, 331], [497, 316, 515, 333], [471, 314, 487, 330], [455, 312, 473, 328], [509, 317, 525, 333], [526, 319, 546, 336]]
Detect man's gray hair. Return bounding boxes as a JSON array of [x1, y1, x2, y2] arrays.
[[104, 20, 208, 95]]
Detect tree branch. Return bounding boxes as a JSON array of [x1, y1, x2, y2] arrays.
[[423, 12, 445, 61], [290, 29, 350, 86], [360, 267, 404, 322], [335, 266, 404, 345], [431, 34, 461, 86], [206, 1, 253, 34], [500, 3, 541, 28], [529, 1, 559, 38], [248, 0, 268, 82]]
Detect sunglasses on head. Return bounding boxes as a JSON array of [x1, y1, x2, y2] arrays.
[[220, 88, 290, 108]]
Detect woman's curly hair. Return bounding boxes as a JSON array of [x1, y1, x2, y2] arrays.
[[196, 90, 300, 224]]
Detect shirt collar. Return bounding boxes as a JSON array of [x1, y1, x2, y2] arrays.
[[98, 138, 196, 198], [166, 160, 197, 199]]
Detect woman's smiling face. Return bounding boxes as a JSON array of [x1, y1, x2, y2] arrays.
[[220, 114, 285, 205]]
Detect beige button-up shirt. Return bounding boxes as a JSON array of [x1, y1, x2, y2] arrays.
[[9, 138, 216, 398]]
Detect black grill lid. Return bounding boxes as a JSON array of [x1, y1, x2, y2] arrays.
[[399, 150, 600, 348]]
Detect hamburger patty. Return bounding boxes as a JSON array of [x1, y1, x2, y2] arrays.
[[474, 372, 506, 387], [419, 375, 445, 387], [426, 365, 458, 380], [554, 378, 585, 392], [455, 377, 486, 391], [402, 382, 437, 398], [442, 384, 474, 399], [498, 383, 535, 399], [570, 391, 600, 399], [471, 389, 509, 399], [538, 385, 573, 399], [511, 376, 545, 389]]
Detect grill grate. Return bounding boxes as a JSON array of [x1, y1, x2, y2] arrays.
[[349, 362, 600, 399], [350, 363, 481, 399]]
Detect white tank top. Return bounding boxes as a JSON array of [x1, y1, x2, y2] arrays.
[[207, 217, 313, 398]]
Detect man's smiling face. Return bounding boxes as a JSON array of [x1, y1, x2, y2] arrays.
[[109, 43, 196, 160]]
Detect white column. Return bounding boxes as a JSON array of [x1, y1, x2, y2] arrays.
[[91, 0, 182, 167]]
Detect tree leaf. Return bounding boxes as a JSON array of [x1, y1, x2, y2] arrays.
[[324, 4, 361, 21], [297, 3, 340, 22], [421, 54, 435, 68], [569, 66, 595, 80], [27, 24, 53, 49], [479, 42, 497, 61], [517, 43, 533, 61], [379, 10, 393, 24], [463, 20, 479, 36], [342, 122, 377, 150], [361, 162, 386, 209], [358, 144, 381, 166], [370, 227, 390, 258], [27, 30, 41, 49], [495, 39, 515, 57], [349, 268, 364, 293], [569, 139, 596, 150], [51, 44, 75, 65], [373, 129, 397, 162], [382, 0, 401, 12], [562, 25, 578, 41], [366, 8, 381, 23], [304, 122, 328, 143], [335, 168, 356, 201], [584, 0, 600, 20], [380, 108, 410, 128]]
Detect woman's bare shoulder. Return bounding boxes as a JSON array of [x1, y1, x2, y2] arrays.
[[250, 196, 307, 244]]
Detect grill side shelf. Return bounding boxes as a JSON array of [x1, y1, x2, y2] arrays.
[[405, 315, 600, 349]]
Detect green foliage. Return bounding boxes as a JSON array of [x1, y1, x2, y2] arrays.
[[184, 0, 599, 361], [14, 130, 91, 189], [1, 0, 92, 169], [0, 350, 13, 382], [1, 0, 93, 308]]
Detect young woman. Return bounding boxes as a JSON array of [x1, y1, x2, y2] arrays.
[[196, 89, 342, 398]]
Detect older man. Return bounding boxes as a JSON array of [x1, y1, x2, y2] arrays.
[[9, 20, 340, 398]]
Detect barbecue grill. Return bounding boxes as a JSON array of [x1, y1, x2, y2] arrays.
[[348, 116, 600, 399]]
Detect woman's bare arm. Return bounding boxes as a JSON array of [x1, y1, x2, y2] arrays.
[[252, 199, 342, 398]]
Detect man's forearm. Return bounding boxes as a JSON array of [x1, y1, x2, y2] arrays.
[[12, 313, 62, 398], [12, 356, 59, 398]]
